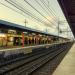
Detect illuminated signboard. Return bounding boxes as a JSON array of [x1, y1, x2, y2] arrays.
[[8, 30, 16, 34]]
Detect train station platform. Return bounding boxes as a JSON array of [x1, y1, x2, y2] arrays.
[[0, 42, 69, 56], [0, 42, 69, 50], [52, 43, 75, 75]]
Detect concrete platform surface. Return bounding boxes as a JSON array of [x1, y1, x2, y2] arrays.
[[52, 43, 75, 75]]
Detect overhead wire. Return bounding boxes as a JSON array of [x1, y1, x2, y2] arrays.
[[44, 0, 58, 18], [35, 0, 57, 25], [40, 0, 58, 28], [0, 2, 25, 17], [11, 0, 54, 27], [1, 0, 72, 37], [5, 0, 54, 28], [40, 0, 57, 21], [23, 0, 57, 27], [46, 0, 58, 16], [0, 2, 48, 29]]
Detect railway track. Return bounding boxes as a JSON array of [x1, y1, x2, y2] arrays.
[[0, 42, 73, 75], [31, 42, 73, 75], [15, 48, 64, 75], [0, 45, 55, 68]]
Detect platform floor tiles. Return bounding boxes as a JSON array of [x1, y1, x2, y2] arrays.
[[52, 43, 75, 75]]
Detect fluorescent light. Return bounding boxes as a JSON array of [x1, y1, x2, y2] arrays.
[[0, 33, 6, 37]]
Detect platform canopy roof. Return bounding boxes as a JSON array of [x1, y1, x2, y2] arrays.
[[58, 0, 75, 37], [0, 20, 69, 40], [0, 20, 56, 37]]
